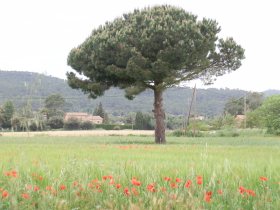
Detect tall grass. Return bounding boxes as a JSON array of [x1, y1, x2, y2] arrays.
[[0, 136, 279, 209]]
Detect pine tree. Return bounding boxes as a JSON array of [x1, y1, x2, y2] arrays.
[[67, 5, 245, 143]]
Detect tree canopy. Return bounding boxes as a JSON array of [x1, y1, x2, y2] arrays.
[[44, 94, 65, 119], [224, 92, 263, 116], [67, 5, 245, 143], [0, 101, 15, 129], [259, 95, 280, 135]]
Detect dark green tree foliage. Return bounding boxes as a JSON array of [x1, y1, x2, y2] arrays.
[[94, 102, 105, 118], [1, 101, 15, 129], [224, 98, 244, 115], [259, 95, 280, 135], [134, 112, 153, 130], [44, 94, 65, 119], [47, 116, 64, 129], [63, 118, 80, 130], [94, 102, 109, 123], [67, 5, 245, 143], [80, 121, 94, 130], [224, 92, 263, 116], [247, 92, 264, 111], [246, 109, 264, 128], [0, 107, 4, 128]]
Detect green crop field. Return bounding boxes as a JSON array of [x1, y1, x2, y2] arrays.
[[0, 135, 279, 209]]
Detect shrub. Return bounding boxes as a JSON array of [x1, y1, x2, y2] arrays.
[[172, 129, 204, 137], [258, 95, 280, 135], [64, 118, 80, 130], [29, 122, 38, 131], [80, 121, 94, 130], [113, 125, 121, 130], [48, 116, 64, 129]]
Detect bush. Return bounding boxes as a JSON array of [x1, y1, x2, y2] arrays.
[[64, 118, 80, 130], [212, 128, 240, 137], [113, 125, 121, 130], [258, 95, 280, 135], [187, 120, 210, 131], [48, 117, 64, 129], [29, 122, 38, 131], [80, 121, 94, 130], [172, 129, 204, 137]]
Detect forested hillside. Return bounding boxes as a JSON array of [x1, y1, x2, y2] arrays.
[[0, 70, 268, 117]]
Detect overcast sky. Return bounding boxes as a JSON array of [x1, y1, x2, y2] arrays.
[[1, 0, 279, 91]]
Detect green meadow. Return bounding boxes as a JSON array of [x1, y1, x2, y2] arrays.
[[0, 135, 280, 209]]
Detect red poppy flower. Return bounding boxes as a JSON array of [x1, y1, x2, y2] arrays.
[[91, 179, 99, 183], [4, 170, 18, 178], [239, 186, 246, 194], [170, 182, 178, 188], [131, 187, 139, 196], [196, 176, 203, 185], [131, 178, 141, 186], [88, 183, 94, 189], [217, 189, 223, 195], [175, 178, 181, 183], [11, 170, 18, 177], [2, 190, 9, 198], [147, 183, 156, 192], [124, 187, 130, 196], [164, 177, 171, 181], [46, 186, 53, 191], [115, 184, 121, 189], [260, 176, 268, 181], [185, 180, 192, 188], [22, 193, 30, 199], [246, 189, 256, 196], [59, 185, 67, 191], [204, 191, 212, 202], [34, 185, 40, 192], [95, 184, 101, 190], [73, 181, 79, 187]]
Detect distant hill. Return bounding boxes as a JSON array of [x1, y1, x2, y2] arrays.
[[1, 70, 275, 117], [263, 89, 280, 97]]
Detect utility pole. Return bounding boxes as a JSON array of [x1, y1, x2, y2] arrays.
[[185, 84, 196, 133], [244, 93, 247, 129]]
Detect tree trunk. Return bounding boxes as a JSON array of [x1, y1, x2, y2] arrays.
[[153, 89, 166, 144]]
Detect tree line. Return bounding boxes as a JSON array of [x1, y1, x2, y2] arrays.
[[0, 94, 155, 131]]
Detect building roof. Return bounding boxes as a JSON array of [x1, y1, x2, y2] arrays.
[[64, 112, 103, 121]]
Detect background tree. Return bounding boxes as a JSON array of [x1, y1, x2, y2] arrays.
[[224, 98, 244, 116], [94, 102, 109, 123], [258, 95, 280, 135], [94, 102, 105, 118], [134, 112, 153, 130], [224, 92, 263, 116], [0, 107, 4, 128], [246, 109, 264, 128], [67, 5, 245, 143], [1, 101, 15, 129], [247, 92, 264, 111], [44, 94, 65, 119], [47, 116, 64, 129]]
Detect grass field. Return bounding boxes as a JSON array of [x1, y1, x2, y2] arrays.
[[0, 135, 279, 209]]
